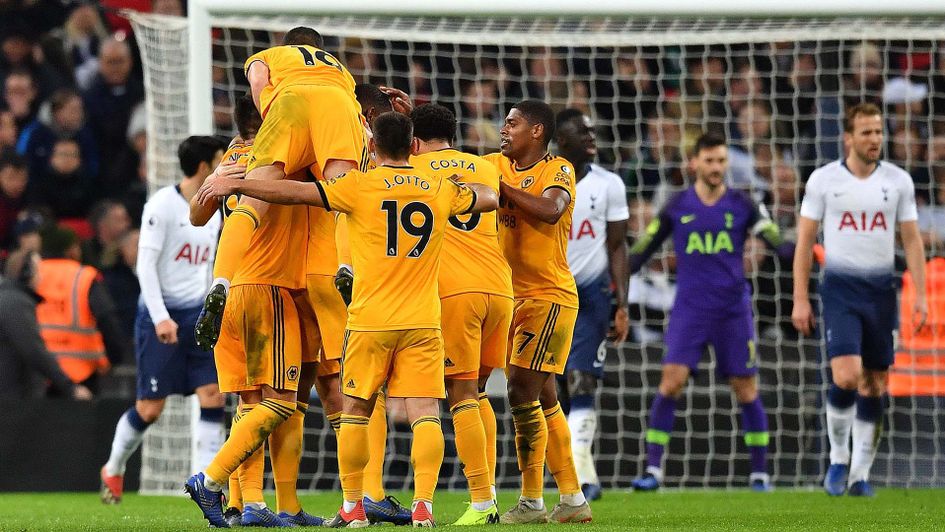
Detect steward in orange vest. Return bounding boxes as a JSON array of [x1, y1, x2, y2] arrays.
[[891, 256, 945, 396], [35, 227, 130, 390]]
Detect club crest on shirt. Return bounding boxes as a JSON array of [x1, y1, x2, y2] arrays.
[[521, 176, 535, 189], [561, 165, 571, 174]]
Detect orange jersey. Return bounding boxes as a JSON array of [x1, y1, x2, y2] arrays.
[[483, 152, 578, 307], [307, 205, 339, 276], [410, 149, 512, 299], [244, 45, 358, 118], [316, 165, 476, 331], [220, 137, 253, 219], [230, 180, 309, 290]]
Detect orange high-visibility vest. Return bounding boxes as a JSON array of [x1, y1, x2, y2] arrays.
[[890, 257, 945, 396], [35, 259, 109, 383]]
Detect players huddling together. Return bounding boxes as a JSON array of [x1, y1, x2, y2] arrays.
[[97, 24, 923, 529]]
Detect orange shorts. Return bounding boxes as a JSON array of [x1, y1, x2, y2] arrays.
[[292, 288, 319, 365], [507, 299, 578, 375], [441, 292, 513, 380], [248, 85, 367, 176], [215, 284, 302, 393], [340, 329, 445, 400], [306, 274, 348, 376]]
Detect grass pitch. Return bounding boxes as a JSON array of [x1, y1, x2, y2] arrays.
[[0, 488, 942, 531]]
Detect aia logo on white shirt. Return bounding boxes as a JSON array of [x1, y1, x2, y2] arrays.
[[174, 244, 212, 265], [569, 219, 597, 240], [838, 211, 888, 232]]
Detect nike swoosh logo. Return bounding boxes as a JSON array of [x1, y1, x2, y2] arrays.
[[680, 215, 695, 224], [833, 192, 844, 197]]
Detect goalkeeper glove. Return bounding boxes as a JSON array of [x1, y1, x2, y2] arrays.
[[334, 265, 353, 306]]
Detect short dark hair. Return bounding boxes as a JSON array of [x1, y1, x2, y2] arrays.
[[282, 27, 323, 48], [555, 108, 584, 131], [693, 132, 727, 155], [234, 92, 262, 139], [49, 89, 81, 115], [371, 112, 413, 160], [354, 84, 393, 116], [843, 102, 882, 133], [512, 100, 556, 147], [178, 135, 223, 176], [41, 225, 79, 259], [410, 103, 456, 143], [0, 149, 27, 172]]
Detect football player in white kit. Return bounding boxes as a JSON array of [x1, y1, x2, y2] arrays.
[[554, 109, 630, 501], [100, 136, 227, 504], [793, 103, 927, 497]]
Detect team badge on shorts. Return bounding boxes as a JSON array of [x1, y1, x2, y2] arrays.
[[287, 366, 299, 381]]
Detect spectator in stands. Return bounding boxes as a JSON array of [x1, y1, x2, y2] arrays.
[[28, 138, 96, 220], [890, 125, 930, 201], [4, 69, 39, 131], [36, 226, 131, 395], [408, 60, 433, 107], [101, 228, 140, 341], [0, 150, 27, 249], [918, 155, 945, 253], [0, 23, 68, 100], [769, 157, 801, 236], [593, 48, 657, 161], [0, 109, 18, 151], [100, 102, 146, 206], [459, 78, 501, 154], [82, 200, 132, 269], [0, 248, 93, 401], [151, 0, 185, 16], [680, 53, 727, 137], [11, 209, 45, 254], [816, 42, 884, 163], [59, 3, 110, 91], [883, 77, 929, 137], [526, 47, 569, 108], [727, 63, 763, 143], [931, 49, 945, 136], [82, 36, 143, 167], [17, 88, 100, 179], [626, 199, 675, 342], [632, 113, 685, 203]]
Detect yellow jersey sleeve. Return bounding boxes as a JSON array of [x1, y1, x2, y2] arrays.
[[447, 180, 476, 217], [317, 171, 361, 214], [219, 138, 253, 220], [538, 159, 576, 199]]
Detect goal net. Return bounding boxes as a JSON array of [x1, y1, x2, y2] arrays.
[[129, 7, 945, 493]]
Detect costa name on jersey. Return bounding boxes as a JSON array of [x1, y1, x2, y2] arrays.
[[800, 160, 918, 276], [138, 185, 221, 309]]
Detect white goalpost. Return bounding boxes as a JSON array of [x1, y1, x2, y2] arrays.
[[129, 1, 945, 494]]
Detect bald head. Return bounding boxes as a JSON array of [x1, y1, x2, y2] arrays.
[[99, 37, 133, 86]]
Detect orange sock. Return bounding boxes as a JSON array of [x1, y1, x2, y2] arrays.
[[237, 404, 265, 505], [511, 401, 547, 499], [205, 398, 295, 486], [544, 402, 580, 496], [451, 400, 491, 503], [227, 408, 244, 510], [478, 391, 498, 489], [338, 414, 370, 502], [363, 393, 387, 501], [269, 402, 307, 514], [411, 416, 444, 504], [327, 412, 342, 436], [213, 206, 258, 282]]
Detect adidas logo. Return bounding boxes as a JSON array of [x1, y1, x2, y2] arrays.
[[346, 379, 355, 388], [444, 358, 455, 367], [547, 355, 556, 365]]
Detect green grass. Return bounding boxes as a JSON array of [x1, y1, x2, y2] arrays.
[[0, 489, 943, 531]]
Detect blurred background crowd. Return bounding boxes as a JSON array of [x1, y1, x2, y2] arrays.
[[2, 0, 943, 398]]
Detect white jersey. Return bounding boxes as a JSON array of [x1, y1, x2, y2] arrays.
[[799, 160, 917, 276], [567, 164, 629, 286], [138, 185, 221, 311]]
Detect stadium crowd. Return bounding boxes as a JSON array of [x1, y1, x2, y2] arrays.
[[2, 0, 944, 400]]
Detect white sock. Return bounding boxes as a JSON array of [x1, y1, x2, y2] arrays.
[[204, 473, 224, 491], [471, 500, 494, 511], [104, 411, 146, 476], [560, 491, 587, 507], [645, 465, 664, 483], [749, 472, 770, 484], [343, 499, 359, 513], [849, 417, 879, 484], [567, 407, 599, 486], [411, 500, 432, 515], [211, 277, 231, 294], [826, 403, 855, 465], [491, 485, 497, 501], [519, 496, 544, 510], [244, 501, 267, 510], [193, 419, 225, 474]]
